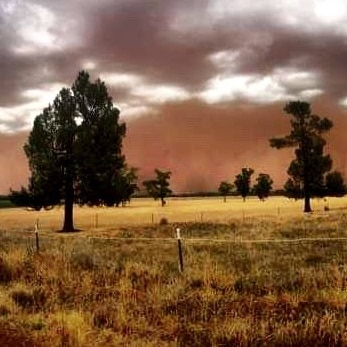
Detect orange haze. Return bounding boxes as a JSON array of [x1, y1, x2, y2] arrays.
[[1, 98, 347, 194]]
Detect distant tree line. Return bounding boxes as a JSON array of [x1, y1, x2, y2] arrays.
[[218, 169, 273, 202]]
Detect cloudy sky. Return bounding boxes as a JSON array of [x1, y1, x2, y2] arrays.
[[1, 0, 347, 193]]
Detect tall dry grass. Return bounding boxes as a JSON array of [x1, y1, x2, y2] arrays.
[[0, 198, 347, 345]]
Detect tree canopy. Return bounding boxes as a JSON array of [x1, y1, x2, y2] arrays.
[[218, 181, 233, 202], [143, 169, 172, 206], [253, 173, 273, 201], [270, 101, 334, 212], [23, 70, 130, 231], [234, 168, 254, 201]]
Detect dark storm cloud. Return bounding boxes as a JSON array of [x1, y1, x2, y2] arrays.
[[0, 0, 90, 107], [2, 0, 347, 109], [83, 0, 222, 90], [70, 0, 347, 103], [230, 29, 347, 100]]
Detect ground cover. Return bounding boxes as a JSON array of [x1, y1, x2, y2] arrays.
[[0, 197, 347, 345]]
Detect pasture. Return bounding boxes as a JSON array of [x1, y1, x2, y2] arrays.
[[1, 196, 347, 346], [0, 195, 344, 232]]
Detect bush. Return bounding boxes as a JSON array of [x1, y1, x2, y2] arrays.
[[159, 217, 169, 225], [11, 287, 46, 311], [0, 305, 10, 316], [0, 258, 13, 284], [92, 304, 115, 329]]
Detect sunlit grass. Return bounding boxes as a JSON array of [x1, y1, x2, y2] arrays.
[[0, 196, 347, 345], [0, 195, 346, 232]]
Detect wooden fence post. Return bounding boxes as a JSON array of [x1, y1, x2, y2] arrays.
[[35, 219, 39, 252], [176, 228, 184, 273]]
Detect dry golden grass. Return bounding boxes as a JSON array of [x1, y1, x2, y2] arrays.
[[0, 196, 347, 345], [0, 195, 346, 232]]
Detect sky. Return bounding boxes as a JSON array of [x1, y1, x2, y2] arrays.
[[1, 0, 347, 193]]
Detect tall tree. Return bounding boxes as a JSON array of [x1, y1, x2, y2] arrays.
[[234, 168, 254, 201], [24, 71, 127, 231], [143, 169, 172, 206], [218, 181, 233, 202], [72, 71, 126, 208], [253, 173, 273, 201], [269, 101, 333, 212]]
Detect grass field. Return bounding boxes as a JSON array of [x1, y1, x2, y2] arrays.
[[0, 195, 345, 233], [1, 196, 347, 346]]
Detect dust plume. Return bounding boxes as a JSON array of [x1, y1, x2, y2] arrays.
[[0, 98, 346, 194], [124, 98, 347, 192], [0, 132, 29, 194]]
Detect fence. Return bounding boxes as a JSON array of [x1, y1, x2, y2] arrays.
[[2, 226, 347, 280]]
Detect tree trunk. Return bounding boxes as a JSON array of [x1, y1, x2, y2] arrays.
[[161, 197, 166, 207], [62, 168, 75, 232], [304, 194, 312, 213], [223, 195, 226, 203]]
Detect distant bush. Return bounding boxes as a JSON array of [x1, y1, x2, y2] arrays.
[[159, 217, 169, 225], [0, 198, 15, 209]]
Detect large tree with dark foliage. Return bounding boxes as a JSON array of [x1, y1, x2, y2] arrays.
[[23, 71, 127, 231], [143, 169, 172, 206], [253, 173, 273, 201], [234, 168, 254, 201], [270, 101, 333, 212]]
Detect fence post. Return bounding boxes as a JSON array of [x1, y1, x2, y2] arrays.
[[176, 228, 184, 273], [35, 219, 39, 253]]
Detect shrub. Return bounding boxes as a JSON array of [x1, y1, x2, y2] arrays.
[[11, 287, 46, 311], [0, 305, 10, 316], [0, 258, 13, 284], [92, 304, 115, 329], [159, 217, 169, 225]]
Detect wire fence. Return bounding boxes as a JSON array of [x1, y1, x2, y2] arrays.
[[1, 227, 347, 275]]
